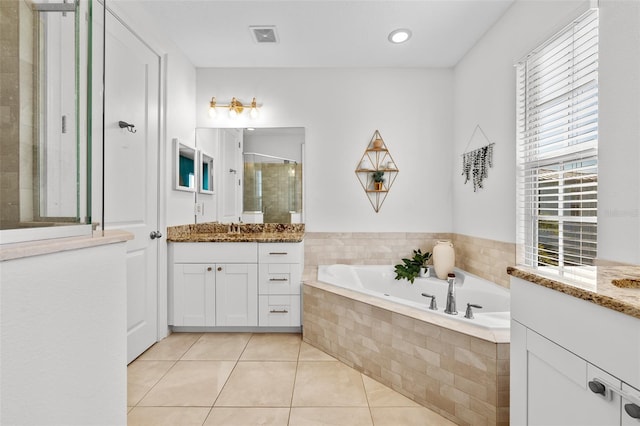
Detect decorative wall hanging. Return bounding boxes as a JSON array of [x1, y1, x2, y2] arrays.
[[461, 125, 494, 192], [355, 130, 399, 212]]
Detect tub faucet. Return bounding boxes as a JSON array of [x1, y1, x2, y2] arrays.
[[444, 273, 457, 315]]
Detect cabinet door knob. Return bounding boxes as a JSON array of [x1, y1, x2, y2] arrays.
[[625, 403, 640, 419], [588, 380, 606, 395], [217, 267, 222, 272], [207, 267, 212, 272]]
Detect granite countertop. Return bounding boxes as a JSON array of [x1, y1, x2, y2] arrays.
[[167, 222, 305, 243], [507, 265, 640, 320]]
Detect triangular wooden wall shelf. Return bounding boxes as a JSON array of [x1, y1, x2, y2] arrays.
[[355, 130, 399, 212]]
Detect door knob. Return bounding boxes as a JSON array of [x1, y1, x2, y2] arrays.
[[150, 230, 163, 240]]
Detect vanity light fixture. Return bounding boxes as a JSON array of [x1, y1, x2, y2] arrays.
[[388, 28, 412, 44], [208, 97, 261, 119]]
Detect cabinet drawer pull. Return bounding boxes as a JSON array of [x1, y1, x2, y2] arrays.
[[269, 278, 289, 282], [591, 377, 640, 407], [269, 309, 289, 314], [625, 403, 640, 419], [268, 252, 288, 255]]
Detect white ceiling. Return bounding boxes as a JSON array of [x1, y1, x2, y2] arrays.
[[131, 0, 514, 68]]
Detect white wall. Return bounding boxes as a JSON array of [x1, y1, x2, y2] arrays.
[[598, 0, 640, 264], [1, 242, 128, 425], [452, 0, 591, 243], [453, 0, 640, 264], [196, 68, 454, 232]]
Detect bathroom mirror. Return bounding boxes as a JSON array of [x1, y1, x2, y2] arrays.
[[195, 127, 304, 224]]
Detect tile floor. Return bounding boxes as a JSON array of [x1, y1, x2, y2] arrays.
[[127, 332, 456, 425]]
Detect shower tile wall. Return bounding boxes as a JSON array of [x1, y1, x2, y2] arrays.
[[0, 0, 34, 229], [244, 162, 302, 223]]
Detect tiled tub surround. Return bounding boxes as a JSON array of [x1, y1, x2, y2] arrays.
[[302, 232, 512, 426], [167, 223, 304, 243], [303, 232, 515, 288], [303, 283, 509, 426]]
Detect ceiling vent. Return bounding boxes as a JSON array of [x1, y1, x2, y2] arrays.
[[250, 26, 279, 44]]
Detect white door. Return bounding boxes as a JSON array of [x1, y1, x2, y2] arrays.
[[219, 129, 242, 223], [103, 12, 160, 363]]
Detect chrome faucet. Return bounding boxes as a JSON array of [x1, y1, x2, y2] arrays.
[[444, 273, 457, 315]]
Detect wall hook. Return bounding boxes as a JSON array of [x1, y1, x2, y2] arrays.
[[118, 121, 136, 133]]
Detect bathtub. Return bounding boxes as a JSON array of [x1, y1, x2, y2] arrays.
[[317, 264, 510, 332], [303, 263, 511, 425]]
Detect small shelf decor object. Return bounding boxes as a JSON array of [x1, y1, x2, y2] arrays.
[[355, 130, 399, 212], [461, 124, 495, 192]]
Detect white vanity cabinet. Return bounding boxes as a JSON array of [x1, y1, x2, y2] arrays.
[[258, 242, 303, 327], [169, 240, 303, 330], [169, 242, 258, 327], [511, 276, 640, 425]]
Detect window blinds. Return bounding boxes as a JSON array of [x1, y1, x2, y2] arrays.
[[516, 9, 599, 275]]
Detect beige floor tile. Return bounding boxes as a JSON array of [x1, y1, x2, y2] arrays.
[[240, 333, 302, 361], [298, 342, 336, 361], [215, 361, 297, 407], [361, 375, 419, 407], [182, 333, 251, 360], [204, 407, 290, 425], [127, 360, 175, 406], [292, 361, 368, 407], [138, 360, 235, 407], [138, 332, 202, 360], [127, 406, 210, 426], [370, 407, 456, 426], [289, 407, 373, 426]]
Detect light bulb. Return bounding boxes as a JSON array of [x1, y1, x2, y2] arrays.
[[249, 97, 259, 119], [229, 107, 238, 119]]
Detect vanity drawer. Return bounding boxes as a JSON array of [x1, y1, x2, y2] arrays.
[[258, 242, 303, 264], [258, 295, 301, 327], [258, 263, 302, 295], [170, 242, 258, 263]]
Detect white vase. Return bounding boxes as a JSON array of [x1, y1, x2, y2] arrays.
[[432, 240, 455, 279]]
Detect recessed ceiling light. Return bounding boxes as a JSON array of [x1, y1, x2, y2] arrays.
[[388, 29, 412, 44]]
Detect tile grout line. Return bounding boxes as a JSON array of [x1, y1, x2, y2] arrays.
[[129, 332, 204, 411], [360, 373, 376, 426], [201, 332, 254, 425], [286, 336, 303, 425]]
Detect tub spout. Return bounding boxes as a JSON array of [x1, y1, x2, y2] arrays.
[[444, 273, 457, 315]]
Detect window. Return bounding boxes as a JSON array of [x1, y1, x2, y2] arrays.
[[516, 9, 599, 277]]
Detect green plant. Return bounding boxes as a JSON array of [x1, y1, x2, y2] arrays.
[[394, 249, 432, 283], [372, 170, 385, 183]]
